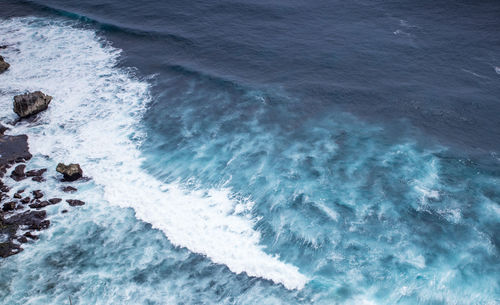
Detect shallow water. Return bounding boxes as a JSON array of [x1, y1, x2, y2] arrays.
[[0, 1, 499, 304]]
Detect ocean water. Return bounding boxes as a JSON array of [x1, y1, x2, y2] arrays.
[[0, 1, 499, 304]]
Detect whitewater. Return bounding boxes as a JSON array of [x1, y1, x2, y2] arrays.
[[0, 17, 307, 291]]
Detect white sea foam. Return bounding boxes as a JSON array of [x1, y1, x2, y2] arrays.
[[0, 17, 307, 290]]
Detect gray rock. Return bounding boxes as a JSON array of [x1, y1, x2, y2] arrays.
[[13, 91, 52, 118], [0, 55, 9, 74], [56, 163, 82, 181]]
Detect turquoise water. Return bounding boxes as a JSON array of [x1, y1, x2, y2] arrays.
[[0, 2, 499, 304]]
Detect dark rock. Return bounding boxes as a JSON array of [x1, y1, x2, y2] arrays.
[[1, 185, 9, 192], [13, 193, 21, 199], [0, 55, 10, 74], [4, 210, 47, 228], [61, 209, 68, 214], [30, 220, 50, 230], [32, 190, 43, 199], [61, 186, 77, 193], [48, 198, 62, 204], [10, 164, 26, 181], [0, 134, 31, 167], [67, 199, 85, 206], [26, 168, 47, 177], [0, 124, 8, 135], [20, 197, 30, 204], [15, 204, 23, 210], [0, 45, 7, 49], [16, 189, 25, 194], [32, 176, 44, 182], [0, 242, 22, 258], [29, 201, 50, 209], [2, 201, 16, 212], [23, 232, 38, 240], [13, 91, 52, 118], [17, 236, 28, 243], [56, 163, 82, 181]]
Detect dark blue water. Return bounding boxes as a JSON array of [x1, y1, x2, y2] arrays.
[[0, 0, 499, 304]]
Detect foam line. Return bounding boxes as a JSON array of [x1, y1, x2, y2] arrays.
[[0, 17, 308, 290]]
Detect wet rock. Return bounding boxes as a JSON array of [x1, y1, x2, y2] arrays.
[[2, 201, 16, 212], [23, 232, 38, 240], [62, 186, 77, 193], [0, 45, 7, 49], [26, 168, 47, 177], [48, 198, 62, 204], [32, 176, 44, 182], [16, 189, 25, 194], [32, 190, 43, 199], [20, 197, 30, 204], [56, 163, 82, 181], [1, 185, 9, 192], [0, 55, 10, 74], [0, 242, 21, 258], [10, 164, 26, 181], [17, 236, 28, 243], [4, 210, 47, 230], [61, 209, 68, 214], [29, 201, 49, 209], [0, 134, 31, 167], [13, 91, 52, 118], [67, 199, 85, 207], [13, 193, 21, 199]]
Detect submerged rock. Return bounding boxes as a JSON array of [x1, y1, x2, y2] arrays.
[[67, 199, 85, 206], [56, 163, 82, 181], [62, 186, 77, 193], [0, 55, 9, 74], [13, 91, 52, 118]]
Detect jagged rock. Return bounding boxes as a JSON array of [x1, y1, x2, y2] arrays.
[[10, 164, 26, 181], [13, 91, 52, 118], [32, 190, 43, 199], [56, 163, 82, 181], [23, 232, 38, 240], [29, 201, 50, 209], [67, 199, 85, 206], [32, 176, 44, 182], [0, 242, 21, 258], [1, 185, 9, 192], [0, 55, 10, 74], [17, 236, 28, 243], [48, 198, 62, 204], [20, 197, 30, 204], [16, 189, 25, 194], [26, 168, 47, 177], [13, 193, 21, 199], [61, 186, 77, 193], [0, 134, 31, 167], [2, 201, 16, 212]]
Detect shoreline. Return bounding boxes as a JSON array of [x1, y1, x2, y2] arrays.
[[0, 56, 85, 258]]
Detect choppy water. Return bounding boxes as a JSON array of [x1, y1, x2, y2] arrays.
[[0, 1, 499, 304]]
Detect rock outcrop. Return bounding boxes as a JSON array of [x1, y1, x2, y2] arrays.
[[13, 91, 52, 118], [56, 163, 82, 181], [0, 55, 9, 74]]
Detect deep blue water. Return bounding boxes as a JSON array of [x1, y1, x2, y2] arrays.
[[0, 0, 499, 304]]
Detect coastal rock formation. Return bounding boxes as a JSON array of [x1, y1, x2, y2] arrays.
[[56, 163, 82, 181], [62, 186, 77, 193], [67, 199, 85, 206], [0, 55, 9, 74], [13, 91, 52, 118]]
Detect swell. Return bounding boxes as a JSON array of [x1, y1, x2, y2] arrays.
[[17, 0, 195, 46], [0, 16, 308, 290]]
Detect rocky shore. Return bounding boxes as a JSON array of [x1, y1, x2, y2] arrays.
[[0, 51, 87, 258]]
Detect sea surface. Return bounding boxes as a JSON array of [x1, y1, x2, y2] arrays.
[[0, 0, 499, 304]]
